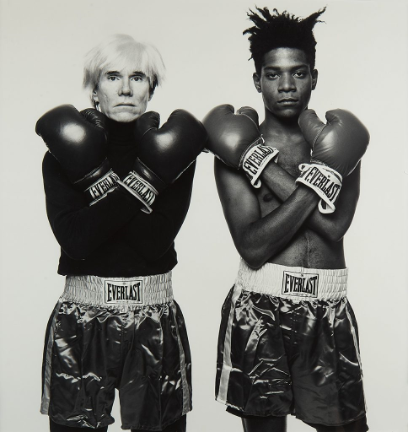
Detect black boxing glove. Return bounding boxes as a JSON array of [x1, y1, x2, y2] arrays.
[[36, 105, 119, 204], [119, 110, 207, 213]]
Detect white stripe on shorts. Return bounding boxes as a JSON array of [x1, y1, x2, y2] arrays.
[[170, 302, 191, 415], [217, 287, 242, 405], [40, 301, 62, 415]]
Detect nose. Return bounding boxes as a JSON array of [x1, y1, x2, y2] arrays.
[[278, 73, 296, 92], [119, 78, 133, 96]]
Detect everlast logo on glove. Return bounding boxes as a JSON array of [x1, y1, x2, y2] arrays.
[[87, 171, 120, 204], [122, 172, 156, 206], [300, 165, 341, 201], [296, 163, 342, 214], [282, 271, 319, 298], [241, 138, 279, 188], [104, 279, 144, 304]]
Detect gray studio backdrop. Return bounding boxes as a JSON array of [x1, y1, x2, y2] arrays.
[[0, 1, 407, 431]]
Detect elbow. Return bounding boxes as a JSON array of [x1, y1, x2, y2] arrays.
[[139, 240, 174, 262], [141, 247, 169, 262], [324, 230, 344, 243], [238, 246, 269, 270], [52, 227, 93, 260], [243, 257, 266, 270], [329, 232, 345, 243], [325, 223, 349, 243], [60, 242, 92, 261]]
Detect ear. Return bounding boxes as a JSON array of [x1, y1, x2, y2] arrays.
[[253, 73, 262, 93], [92, 88, 99, 105], [311, 69, 318, 90]]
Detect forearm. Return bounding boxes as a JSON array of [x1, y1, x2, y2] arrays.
[[260, 162, 351, 240], [120, 163, 195, 261], [43, 153, 144, 259], [235, 186, 319, 268], [48, 187, 143, 260]]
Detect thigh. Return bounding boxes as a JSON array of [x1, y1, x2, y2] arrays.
[[242, 415, 287, 432], [50, 419, 108, 432]]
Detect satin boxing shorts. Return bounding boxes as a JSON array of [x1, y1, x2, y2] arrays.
[[216, 260, 366, 427], [41, 272, 191, 430]]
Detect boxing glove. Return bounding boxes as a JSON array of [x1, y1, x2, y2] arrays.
[[203, 104, 279, 188], [296, 109, 369, 213], [119, 110, 207, 213], [36, 105, 119, 204]]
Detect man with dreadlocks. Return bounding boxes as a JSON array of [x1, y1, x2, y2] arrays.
[[203, 7, 369, 432]]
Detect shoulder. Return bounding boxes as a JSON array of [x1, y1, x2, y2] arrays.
[[42, 151, 71, 192], [215, 157, 252, 194], [214, 157, 260, 216], [42, 151, 61, 179]]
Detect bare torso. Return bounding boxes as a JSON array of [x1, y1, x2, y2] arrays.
[[258, 128, 346, 269]]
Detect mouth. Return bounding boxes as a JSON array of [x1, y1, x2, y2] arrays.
[[278, 99, 298, 105], [115, 103, 136, 107]]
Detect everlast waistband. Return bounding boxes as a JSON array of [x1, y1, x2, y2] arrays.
[[61, 272, 173, 310], [235, 260, 348, 301]]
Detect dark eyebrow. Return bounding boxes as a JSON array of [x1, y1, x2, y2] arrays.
[[264, 64, 308, 71], [104, 70, 147, 77]]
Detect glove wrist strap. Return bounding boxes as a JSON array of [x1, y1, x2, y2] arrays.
[[84, 170, 120, 206], [118, 171, 158, 214], [295, 163, 342, 214], [240, 137, 279, 188]]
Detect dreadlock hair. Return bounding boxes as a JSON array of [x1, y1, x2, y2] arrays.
[[244, 7, 326, 74]]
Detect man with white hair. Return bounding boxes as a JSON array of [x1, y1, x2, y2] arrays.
[[36, 34, 206, 432]]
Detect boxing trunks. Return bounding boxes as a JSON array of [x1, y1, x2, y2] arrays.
[[216, 260, 366, 427], [41, 272, 191, 430]]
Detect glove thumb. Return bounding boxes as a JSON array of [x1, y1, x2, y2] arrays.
[[80, 108, 108, 131], [237, 106, 259, 127], [298, 109, 326, 147], [135, 111, 160, 138]]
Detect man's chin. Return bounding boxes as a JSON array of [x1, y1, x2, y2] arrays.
[[107, 112, 141, 123]]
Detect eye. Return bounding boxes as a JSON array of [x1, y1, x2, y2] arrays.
[[131, 75, 145, 82], [294, 71, 307, 78], [266, 72, 279, 80], [107, 75, 119, 81]]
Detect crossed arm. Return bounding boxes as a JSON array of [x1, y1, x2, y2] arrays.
[[214, 158, 361, 269], [260, 161, 361, 241], [43, 152, 195, 261]]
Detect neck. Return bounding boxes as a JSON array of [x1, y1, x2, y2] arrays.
[[261, 109, 302, 138], [106, 117, 137, 146]]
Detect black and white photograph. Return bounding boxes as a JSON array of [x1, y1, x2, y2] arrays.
[[0, 1, 407, 431]]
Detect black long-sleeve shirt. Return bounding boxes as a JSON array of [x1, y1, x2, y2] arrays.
[[42, 118, 196, 277]]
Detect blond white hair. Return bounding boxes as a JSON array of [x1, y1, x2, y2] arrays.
[[83, 34, 165, 103]]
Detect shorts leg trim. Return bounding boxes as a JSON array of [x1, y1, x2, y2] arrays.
[[216, 286, 242, 404], [345, 305, 362, 371], [40, 301, 62, 415], [170, 302, 191, 415]]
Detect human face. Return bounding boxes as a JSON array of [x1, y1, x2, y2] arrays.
[[93, 65, 151, 122], [253, 48, 318, 120]]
